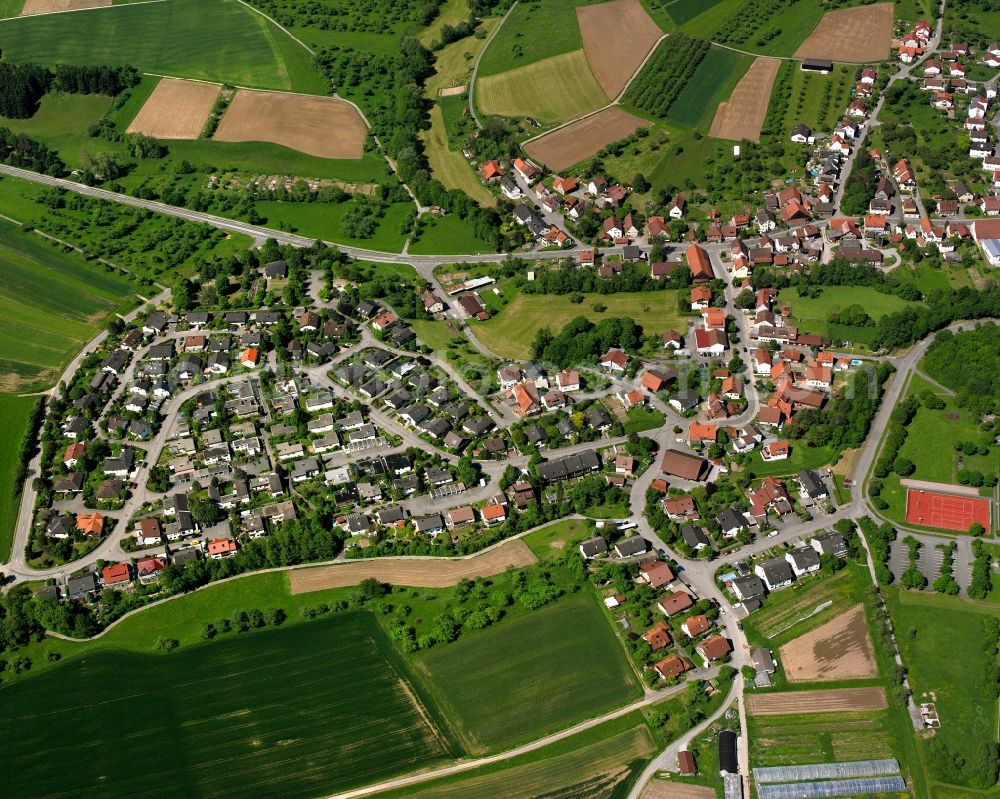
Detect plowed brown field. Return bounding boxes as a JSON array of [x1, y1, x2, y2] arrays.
[[524, 106, 652, 172], [577, 0, 662, 98], [214, 90, 367, 159], [289, 538, 538, 594], [709, 57, 780, 142], [126, 78, 220, 140], [794, 3, 893, 63], [780, 604, 878, 682], [20, 0, 109, 14], [747, 686, 887, 715]]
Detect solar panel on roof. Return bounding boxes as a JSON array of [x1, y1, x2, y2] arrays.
[[757, 776, 906, 799], [754, 758, 900, 784]]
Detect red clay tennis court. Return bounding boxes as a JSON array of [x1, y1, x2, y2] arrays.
[[905, 488, 991, 532]]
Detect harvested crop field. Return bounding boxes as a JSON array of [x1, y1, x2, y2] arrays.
[[289, 538, 537, 593], [476, 50, 608, 124], [747, 687, 887, 716], [577, 0, 663, 98], [779, 604, 878, 682], [709, 56, 780, 142], [794, 3, 893, 63], [640, 780, 716, 799], [20, 0, 109, 14], [524, 106, 651, 172], [126, 77, 220, 139], [215, 90, 367, 159]]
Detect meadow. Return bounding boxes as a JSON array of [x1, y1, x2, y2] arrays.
[[748, 709, 899, 766], [476, 0, 585, 77], [522, 518, 594, 558], [0, 613, 456, 799], [781, 63, 855, 133], [422, 104, 495, 207], [778, 286, 917, 347], [0, 218, 139, 392], [0, 0, 327, 94], [472, 290, 684, 359], [415, 593, 642, 753], [409, 213, 496, 255], [0, 395, 37, 561], [745, 441, 838, 478], [664, 46, 753, 129], [254, 199, 413, 251]]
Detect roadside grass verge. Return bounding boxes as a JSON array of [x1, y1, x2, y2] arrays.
[[0, 395, 37, 562], [409, 213, 496, 255]]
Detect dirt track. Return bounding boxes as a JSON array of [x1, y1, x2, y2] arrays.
[[524, 107, 651, 172], [289, 538, 538, 594], [779, 604, 878, 683], [127, 78, 220, 140], [577, 0, 662, 98], [214, 90, 367, 159], [20, 0, 108, 14], [747, 686, 887, 716], [709, 57, 780, 143], [794, 3, 893, 63]]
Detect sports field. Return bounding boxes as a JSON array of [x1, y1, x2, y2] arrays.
[[476, 50, 608, 124], [0, 0, 327, 93], [215, 90, 368, 158], [126, 77, 219, 139], [794, 3, 893, 63], [0, 219, 138, 392], [0, 613, 455, 799], [709, 57, 779, 142], [577, 0, 663, 98], [416, 593, 641, 753], [523, 106, 652, 172], [905, 487, 991, 533], [472, 289, 683, 359]]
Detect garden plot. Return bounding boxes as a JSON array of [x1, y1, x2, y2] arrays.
[[779, 604, 878, 683], [747, 686, 887, 715]]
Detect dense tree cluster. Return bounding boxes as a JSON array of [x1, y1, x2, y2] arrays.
[[839, 150, 878, 216], [0, 62, 139, 119], [872, 285, 1000, 350], [531, 316, 642, 367], [0, 128, 65, 176], [522, 260, 691, 296], [857, 516, 896, 586], [922, 326, 1000, 415]]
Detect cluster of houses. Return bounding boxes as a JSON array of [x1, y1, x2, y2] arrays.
[[897, 19, 934, 63]]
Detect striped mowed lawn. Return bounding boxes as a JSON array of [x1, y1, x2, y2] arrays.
[[477, 50, 608, 124]]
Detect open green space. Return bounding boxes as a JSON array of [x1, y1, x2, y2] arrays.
[[0, 218, 139, 392], [665, 0, 724, 26], [746, 442, 838, 479], [0, 0, 327, 94], [522, 518, 594, 558], [664, 45, 752, 129], [674, 0, 744, 38], [0, 395, 37, 562], [410, 318, 465, 352], [415, 592, 642, 753], [888, 588, 1000, 797], [779, 287, 918, 347], [782, 64, 855, 134], [0, 0, 21, 18], [0, 92, 111, 147], [476, 0, 585, 78], [255, 199, 412, 252], [472, 290, 684, 360], [624, 405, 665, 435], [422, 103, 496, 207], [409, 213, 496, 255], [0, 613, 455, 799]]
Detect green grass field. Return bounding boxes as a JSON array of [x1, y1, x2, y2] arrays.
[[473, 290, 684, 359], [476, 50, 608, 124], [741, 569, 860, 646], [746, 442, 838, 478], [624, 405, 665, 435], [415, 593, 641, 753], [410, 318, 465, 352], [409, 213, 496, 255], [749, 710, 900, 766], [675, 0, 744, 38], [422, 104, 496, 207], [0, 219, 139, 392], [665, 46, 753, 129], [888, 589, 1000, 798], [476, 0, 584, 77], [522, 518, 594, 558], [0, 0, 327, 93], [0, 395, 37, 562], [665, 0, 724, 25], [783, 64, 855, 133], [0, 613, 455, 799], [255, 199, 412, 251], [778, 287, 917, 347]]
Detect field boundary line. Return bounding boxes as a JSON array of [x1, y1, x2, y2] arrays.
[[1, 0, 167, 23], [468, 0, 518, 128], [232, 0, 315, 56]]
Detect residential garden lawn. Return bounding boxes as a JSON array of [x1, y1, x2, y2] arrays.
[[887, 588, 1000, 798], [665, 46, 753, 129], [874, 374, 999, 530], [0, 613, 457, 799], [374, 711, 655, 799], [584, 502, 631, 519], [415, 592, 642, 754], [472, 290, 684, 360], [0, 395, 37, 561], [409, 213, 496, 255], [410, 318, 464, 352], [624, 405, 665, 435], [0, 219, 140, 392], [0, 0, 326, 93], [254, 200, 412, 252], [745, 442, 838, 478], [778, 286, 918, 347], [476, 0, 584, 77], [421, 104, 496, 207], [522, 518, 594, 558], [476, 50, 608, 124]]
